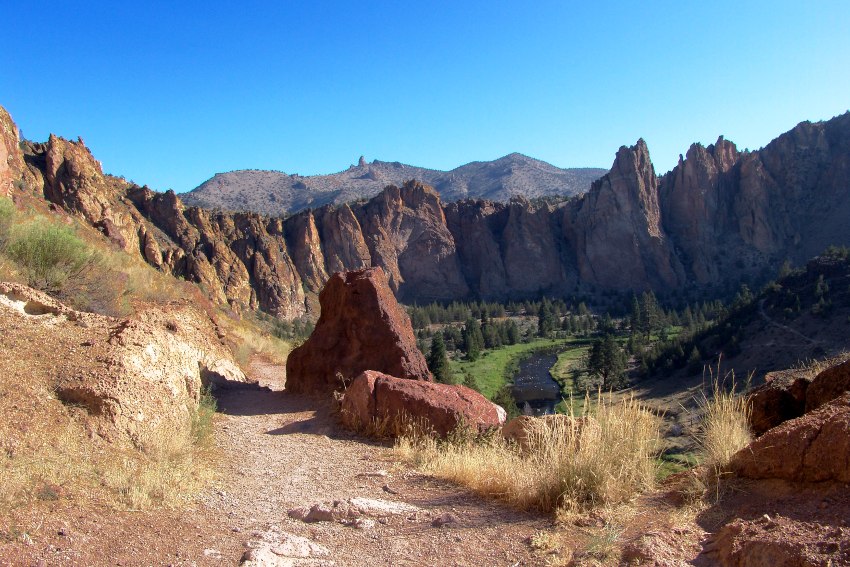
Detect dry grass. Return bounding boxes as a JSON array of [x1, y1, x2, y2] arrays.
[[793, 351, 850, 379], [0, 395, 217, 513], [394, 393, 661, 514], [697, 373, 752, 474], [225, 313, 293, 368]]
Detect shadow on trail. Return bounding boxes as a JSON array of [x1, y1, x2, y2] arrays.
[[213, 382, 316, 417]]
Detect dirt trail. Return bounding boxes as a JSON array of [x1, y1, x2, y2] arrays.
[[757, 298, 819, 345], [194, 359, 547, 566]]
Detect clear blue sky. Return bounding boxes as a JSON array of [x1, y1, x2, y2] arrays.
[[3, 1, 848, 193]]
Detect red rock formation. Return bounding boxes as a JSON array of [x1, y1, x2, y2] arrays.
[[566, 140, 685, 291], [285, 268, 431, 394], [5, 103, 850, 320], [658, 138, 740, 283], [355, 181, 469, 302], [0, 106, 28, 198], [315, 203, 371, 275], [285, 210, 329, 292], [730, 393, 850, 483], [341, 370, 505, 437], [805, 358, 850, 412], [747, 369, 811, 436]]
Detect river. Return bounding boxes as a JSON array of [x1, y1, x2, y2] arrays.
[[510, 352, 562, 416]]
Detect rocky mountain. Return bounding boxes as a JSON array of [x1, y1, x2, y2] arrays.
[[183, 154, 606, 215], [3, 104, 850, 320]]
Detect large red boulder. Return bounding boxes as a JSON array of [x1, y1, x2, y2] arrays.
[[805, 358, 850, 412], [730, 393, 850, 483], [285, 268, 432, 394], [746, 369, 811, 437], [341, 371, 506, 437]]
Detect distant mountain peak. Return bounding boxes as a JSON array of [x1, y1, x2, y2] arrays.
[[183, 154, 607, 216]]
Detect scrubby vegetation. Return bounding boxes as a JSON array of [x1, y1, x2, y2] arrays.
[[638, 248, 850, 378], [0, 196, 239, 516], [5, 221, 95, 293], [697, 372, 752, 474], [395, 394, 661, 514]]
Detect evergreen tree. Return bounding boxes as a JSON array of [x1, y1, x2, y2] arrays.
[[586, 334, 628, 390], [428, 334, 452, 383], [462, 371, 480, 392], [506, 320, 521, 344], [462, 317, 484, 361], [538, 301, 557, 337]]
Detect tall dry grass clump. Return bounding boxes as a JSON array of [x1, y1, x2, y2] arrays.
[[395, 393, 661, 513], [697, 372, 752, 473]]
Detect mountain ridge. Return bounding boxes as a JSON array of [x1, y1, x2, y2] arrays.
[[3, 104, 850, 321], [182, 153, 607, 215]]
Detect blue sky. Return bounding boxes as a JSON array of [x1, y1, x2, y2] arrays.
[[2, 1, 848, 193]]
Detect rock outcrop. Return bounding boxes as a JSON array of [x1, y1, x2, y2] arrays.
[[805, 358, 850, 412], [731, 393, 850, 483], [341, 370, 505, 436], [746, 356, 850, 436], [0, 282, 246, 447], [285, 268, 431, 394], [0, 106, 28, 199], [747, 369, 812, 436], [709, 514, 850, 567], [567, 140, 685, 290], [5, 104, 850, 319]]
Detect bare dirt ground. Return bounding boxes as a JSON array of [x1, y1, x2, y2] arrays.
[[1, 358, 550, 566]]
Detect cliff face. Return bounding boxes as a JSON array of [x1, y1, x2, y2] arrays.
[[567, 140, 685, 291], [4, 104, 850, 319]]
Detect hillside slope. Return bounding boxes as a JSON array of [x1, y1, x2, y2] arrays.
[[183, 153, 606, 215]]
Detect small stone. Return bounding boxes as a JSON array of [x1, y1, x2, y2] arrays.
[[287, 507, 310, 521], [353, 518, 376, 530], [432, 513, 457, 528]]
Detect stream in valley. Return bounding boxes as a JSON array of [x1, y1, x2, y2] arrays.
[[510, 352, 562, 416]]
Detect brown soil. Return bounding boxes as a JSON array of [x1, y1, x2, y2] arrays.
[[0, 358, 550, 566]]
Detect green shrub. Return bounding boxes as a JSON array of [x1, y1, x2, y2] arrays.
[[191, 386, 218, 448], [0, 197, 14, 245], [6, 220, 94, 292]]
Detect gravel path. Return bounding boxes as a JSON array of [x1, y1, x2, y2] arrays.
[[194, 359, 548, 566]]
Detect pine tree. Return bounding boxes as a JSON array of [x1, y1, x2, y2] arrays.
[[462, 318, 484, 361], [586, 334, 628, 390], [428, 334, 452, 383], [538, 301, 557, 337]]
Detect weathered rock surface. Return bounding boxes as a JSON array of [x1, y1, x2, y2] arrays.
[[287, 497, 421, 524], [805, 358, 850, 412], [567, 140, 685, 291], [730, 393, 850, 483], [747, 369, 812, 436], [241, 528, 333, 567], [341, 370, 505, 437], [5, 104, 850, 319], [706, 514, 850, 567], [0, 282, 246, 447], [0, 106, 28, 198], [285, 269, 431, 394]]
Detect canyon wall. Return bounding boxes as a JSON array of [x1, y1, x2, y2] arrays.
[[3, 105, 849, 318]]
